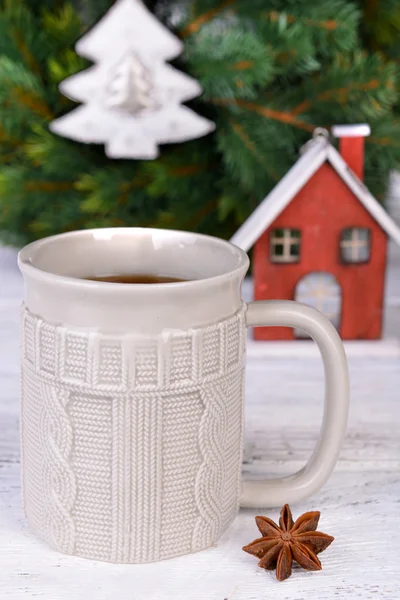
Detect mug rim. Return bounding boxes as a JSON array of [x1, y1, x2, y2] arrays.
[[18, 227, 250, 291]]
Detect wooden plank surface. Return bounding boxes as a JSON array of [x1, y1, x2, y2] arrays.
[[1, 244, 400, 599]]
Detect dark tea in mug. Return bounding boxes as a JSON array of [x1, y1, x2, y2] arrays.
[[84, 274, 188, 284]]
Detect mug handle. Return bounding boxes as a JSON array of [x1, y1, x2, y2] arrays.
[[241, 300, 350, 508]]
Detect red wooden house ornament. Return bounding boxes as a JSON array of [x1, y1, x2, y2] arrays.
[[231, 125, 400, 341]]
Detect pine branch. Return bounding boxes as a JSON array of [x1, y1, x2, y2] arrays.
[[291, 80, 389, 116], [23, 180, 74, 192], [11, 87, 53, 120], [10, 28, 41, 76], [182, 195, 218, 230], [181, 0, 236, 37], [211, 97, 316, 132], [186, 27, 274, 100]]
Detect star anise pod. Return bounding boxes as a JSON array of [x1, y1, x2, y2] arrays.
[[242, 504, 334, 581]]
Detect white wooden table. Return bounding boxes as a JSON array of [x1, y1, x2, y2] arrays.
[[1, 244, 400, 599]]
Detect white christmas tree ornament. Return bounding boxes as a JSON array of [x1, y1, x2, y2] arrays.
[[50, 0, 215, 160]]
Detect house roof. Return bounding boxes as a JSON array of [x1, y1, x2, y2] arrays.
[[332, 124, 371, 138], [230, 133, 400, 252]]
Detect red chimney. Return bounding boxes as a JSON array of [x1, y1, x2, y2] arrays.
[[331, 124, 371, 181]]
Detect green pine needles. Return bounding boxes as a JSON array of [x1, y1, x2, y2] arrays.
[[0, 0, 399, 245]]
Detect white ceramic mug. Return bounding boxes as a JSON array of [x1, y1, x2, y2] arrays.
[[18, 228, 349, 564]]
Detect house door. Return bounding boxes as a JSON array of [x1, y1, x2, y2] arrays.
[[295, 272, 342, 338]]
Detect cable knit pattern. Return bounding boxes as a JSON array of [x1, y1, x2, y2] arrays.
[[41, 382, 76, 554], [21, 304, 246, 563], [193, 378, 228, 551]]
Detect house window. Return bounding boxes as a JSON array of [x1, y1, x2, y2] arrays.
[[340, 228, 371, 263], [295, 272, 342, 337], [270, 228, 301, 263]]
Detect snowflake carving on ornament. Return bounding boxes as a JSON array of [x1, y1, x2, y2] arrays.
[[50, 0, 215, 159]]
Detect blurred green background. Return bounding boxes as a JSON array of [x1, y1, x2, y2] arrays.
[[0, 0, 399, 245]]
